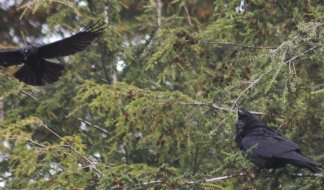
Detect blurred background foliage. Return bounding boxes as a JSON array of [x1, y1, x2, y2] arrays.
[[0, 0, 323, 189]]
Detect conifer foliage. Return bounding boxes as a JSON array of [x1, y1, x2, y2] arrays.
[[0, 0, 323, 189]]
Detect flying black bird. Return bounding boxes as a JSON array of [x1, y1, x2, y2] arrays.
[[235, 107, 321, 173], [0, 21, 106, 86]]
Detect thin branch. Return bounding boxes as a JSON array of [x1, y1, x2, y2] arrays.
[[176, 101, 231, 112], [78, 117, 111, 135], [142, 180, 163, 185], [233, 76, 262, 107], [104, 0, 109, 25], [209, 41, 278, 49], [176, 101, 264, 115], [155, 0, 162, 29], [192, 146, 199, 175], [40, 120, 62, 140], [188, 171, 248, 184], [284, 45, 319, 64], [39, 120, 103, 176], [26, 138, 46, 148], [291, 173, 322, 177], [184, 6, 193, 27], [20, 90, 38, 101], [311, 89, 324, 94], [128, 171, 322, 188]]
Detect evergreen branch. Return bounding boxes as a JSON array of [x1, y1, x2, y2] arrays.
[[39, 120, 104, 176], [234, 45, 320, 105], [208, 41, 278, 49], [77, 117, 111, 135], [4, 76, 39, 101]]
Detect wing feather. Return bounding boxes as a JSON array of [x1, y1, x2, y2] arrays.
[[0, 49, 24, 66], [242, 128, 299, 158], [37, 21, 106, 58]]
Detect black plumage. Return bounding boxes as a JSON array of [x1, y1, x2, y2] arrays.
[[0, 21, 106, 86], [235, 107, 321, 173]]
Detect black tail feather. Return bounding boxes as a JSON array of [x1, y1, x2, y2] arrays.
[[14, 60, 64, 86], [289, 159, 321, 173], [283, 152, 322, 173]]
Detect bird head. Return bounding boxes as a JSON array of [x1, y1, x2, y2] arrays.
[[238, 106, 250, 119], [236, 107, 250, 134], [236, 106, 264, 133], [23, 47, 32, 61]]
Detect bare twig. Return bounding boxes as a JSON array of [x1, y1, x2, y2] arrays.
[[78, 117, 111, 135], [39, 120, 103, 176], [209, 41, 277, 49]]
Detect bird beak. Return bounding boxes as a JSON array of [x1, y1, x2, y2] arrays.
[[238, 107, 247, 117]]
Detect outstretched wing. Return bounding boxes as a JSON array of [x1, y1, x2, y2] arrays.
[[0, 48, 24, 66], [37, 21, 106, 59], [241, 127, 299, 158]]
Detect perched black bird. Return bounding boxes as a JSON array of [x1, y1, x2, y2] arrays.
[[235, 107, 321, 173], [0, 21, 106, 86]]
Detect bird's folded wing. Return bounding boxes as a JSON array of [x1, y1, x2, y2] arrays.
[[242, 128, 299, 158], [0, 49, 24, 66], [37, 22, 105, 59]]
